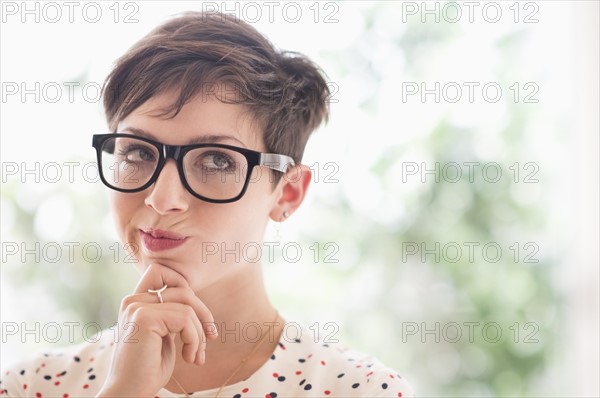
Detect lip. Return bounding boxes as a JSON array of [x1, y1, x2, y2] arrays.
[[140, 228, 188, 252]]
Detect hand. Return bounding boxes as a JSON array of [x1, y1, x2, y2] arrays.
[[97, 263, 217, 397]]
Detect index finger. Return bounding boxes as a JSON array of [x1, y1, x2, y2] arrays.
[[133, 262, 190, 295]]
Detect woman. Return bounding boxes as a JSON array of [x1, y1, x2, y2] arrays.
[[1, 11, 414, 398]]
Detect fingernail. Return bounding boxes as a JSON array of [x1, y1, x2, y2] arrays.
[[208, 325, 218, 338], [200, 351, 205, 364]]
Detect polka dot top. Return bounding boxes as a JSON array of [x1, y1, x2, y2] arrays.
[[0, 320, 415, 398]]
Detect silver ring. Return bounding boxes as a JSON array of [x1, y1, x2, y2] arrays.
[[148, 284, 168, 304]]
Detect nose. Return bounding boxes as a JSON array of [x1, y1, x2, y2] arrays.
[[144, 160, 190, 215]]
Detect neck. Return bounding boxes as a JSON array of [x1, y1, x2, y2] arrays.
[[198, 262, 276, 345]]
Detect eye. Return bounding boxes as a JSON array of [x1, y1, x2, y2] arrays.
[[201, 152, 234, 170], [117, 145, 156, 163]]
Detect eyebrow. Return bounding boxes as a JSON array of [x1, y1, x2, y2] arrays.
[[120, 127, 248, 148]]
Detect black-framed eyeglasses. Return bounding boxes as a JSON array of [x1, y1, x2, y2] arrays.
[[92, 133, 295, 203]]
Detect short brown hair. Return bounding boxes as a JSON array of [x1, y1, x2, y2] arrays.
[[102, 11, 330, 170]]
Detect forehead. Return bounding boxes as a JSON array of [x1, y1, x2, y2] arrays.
[[117, 88, 264, 150]]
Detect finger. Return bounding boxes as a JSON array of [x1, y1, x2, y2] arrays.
[[195, 344, 206, 365], [129, 304, 202, 364], [162, 288, 217, 340], [156, 305, 204, 365], [178, 317, 200, 364], [122, 288, 217, 340], [134, 263, 189, 295]]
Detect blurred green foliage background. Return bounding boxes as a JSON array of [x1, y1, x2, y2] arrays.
[[2, 1, 597, 397]]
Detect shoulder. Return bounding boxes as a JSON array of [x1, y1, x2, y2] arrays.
[[265, 321, 415, 397], [0, 329, 115, 398]]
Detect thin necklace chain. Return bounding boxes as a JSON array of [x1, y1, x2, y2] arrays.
[[170, 310, 281, 398]]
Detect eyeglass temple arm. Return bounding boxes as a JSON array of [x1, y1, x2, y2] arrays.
[[260, 153, 295, 173]]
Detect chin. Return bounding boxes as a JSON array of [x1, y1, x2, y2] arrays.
[[139, 251, 200, 275]]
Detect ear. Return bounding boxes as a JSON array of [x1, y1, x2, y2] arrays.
[[269, 164, 312, 222]]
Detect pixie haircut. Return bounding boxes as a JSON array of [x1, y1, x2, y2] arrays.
[[102, 12, 330, 177]]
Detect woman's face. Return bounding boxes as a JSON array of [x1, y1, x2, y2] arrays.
[[110, 89, 282, 291]]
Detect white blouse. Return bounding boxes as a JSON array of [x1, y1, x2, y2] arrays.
[[1, 321, 415, 398]]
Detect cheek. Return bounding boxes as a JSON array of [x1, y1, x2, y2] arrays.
[[109, 191, 140, 241], [246, 167, 277, 198], [234, 172, 277, 225]]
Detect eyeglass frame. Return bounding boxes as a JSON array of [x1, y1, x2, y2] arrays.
[[91, 133, 296, 204]]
